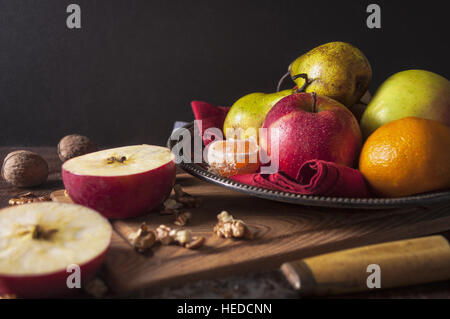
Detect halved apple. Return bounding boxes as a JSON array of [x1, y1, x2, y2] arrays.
[[62, 145, 176, 219], [0, 202, 112, 298]]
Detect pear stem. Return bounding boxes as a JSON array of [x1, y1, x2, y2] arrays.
[[292, 73, 312, 93], [276, 71, 291, 92]]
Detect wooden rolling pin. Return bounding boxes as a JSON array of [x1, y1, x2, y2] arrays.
[[280, 235, 450, 296]]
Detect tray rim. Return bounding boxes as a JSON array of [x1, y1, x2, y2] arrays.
[[168, 122, 450, 209]]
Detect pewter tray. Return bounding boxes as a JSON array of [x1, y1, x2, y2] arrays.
[[167, 122, 450, 209]]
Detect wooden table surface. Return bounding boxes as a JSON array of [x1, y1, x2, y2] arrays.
[[1, 146, 449, 299]]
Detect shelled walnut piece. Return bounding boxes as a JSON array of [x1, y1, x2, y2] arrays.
[[8, 192, 51, 206], [174, 211, 192, 226], [129, 223, 205, 253], [162, 198, 184, 214], [128, 223, 156, 253], [173, 184, 201, 208], [155, 224, 174, 245], [214, 211, 253, 239], [155, 224, 204, 249], [161, 184, 200, 227]]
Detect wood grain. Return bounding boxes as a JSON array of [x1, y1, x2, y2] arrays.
[[2, 147, 450, 297], [106, 173, 450, 294]]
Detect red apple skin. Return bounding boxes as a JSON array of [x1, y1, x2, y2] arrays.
[[0, 245, 108, 298], [62, 160, 176, 219], [261, 93, 362, 179]]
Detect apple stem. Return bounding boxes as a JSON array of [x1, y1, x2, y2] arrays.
[[276, 71, 291, 92], [292, 73, 312, 93]]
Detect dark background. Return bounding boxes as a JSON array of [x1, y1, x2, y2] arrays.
[[0, 0, 448, 147]]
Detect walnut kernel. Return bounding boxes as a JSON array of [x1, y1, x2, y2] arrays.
[[172, 229, 192, 245], [173, 184, 201, 208], [9, 192, 51, 206], [128, 223, 156, 253], [155, 224, 174, 245], [174, 211, 192, 226], [214, 211, 253, 239], [184, 236, 205, 249]]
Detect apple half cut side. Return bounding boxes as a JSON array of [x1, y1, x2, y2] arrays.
[[0, 202, 112, 298], [62, 145, 176, 219]]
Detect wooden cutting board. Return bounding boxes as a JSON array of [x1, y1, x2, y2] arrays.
[[52, 172, 450, 295]]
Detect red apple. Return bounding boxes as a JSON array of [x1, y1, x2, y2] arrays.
[[62, 145, 176, 219], [261, 93, 362, 179], [0, 202, 112, 298]]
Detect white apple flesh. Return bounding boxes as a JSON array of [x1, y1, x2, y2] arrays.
[[0, 202, 112, 298], [62, 145, 176, 219]]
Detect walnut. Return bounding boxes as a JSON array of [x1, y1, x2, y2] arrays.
[[57, 134, 97, 162], [155, 224, 202, 249], [214, 211, 253, 239], [8, 192, 51, 206], [172, 229, 192, 245], [173, 184, 201, 208], [128, 223, 156, 253], [1, 150, 48, 187], [84, 278, 108, 298], [155, 224, 174, 245], [163, 198, 184, 214], [174, 211, 192, 226], [184, 236, 205, 249], [217, 210, 234, 223], [173, 183, 187, 197]]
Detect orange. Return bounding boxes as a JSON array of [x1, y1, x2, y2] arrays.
[[359, 117, 450, 197], [207, 139, 260, 177]]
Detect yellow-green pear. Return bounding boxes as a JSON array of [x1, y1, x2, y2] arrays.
[[223, 89, 293, 141], [288, 42, 372, 110], [361, 69, 450, 138]]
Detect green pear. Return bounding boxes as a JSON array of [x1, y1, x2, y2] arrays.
[[287, 42, 372, 110], [223, 89, 293, 140], [360, 70, 450, 138]]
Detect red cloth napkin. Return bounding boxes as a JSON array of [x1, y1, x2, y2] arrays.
[[191, 101, 370, 198], [191, 101, 230, 146], [231, 160, 370, 198]]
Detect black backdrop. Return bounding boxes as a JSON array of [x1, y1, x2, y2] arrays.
[[0, 0, 448, 147]]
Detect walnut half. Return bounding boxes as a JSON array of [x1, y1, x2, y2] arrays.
[[9, 192, 51, 206], [174, 211, 192, 226], [155, 224, 204, 249], [128, 223, 156, 253], [213, 211, 253, 239]]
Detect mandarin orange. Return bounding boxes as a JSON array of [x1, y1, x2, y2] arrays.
[[359, 117, 450, 197]]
